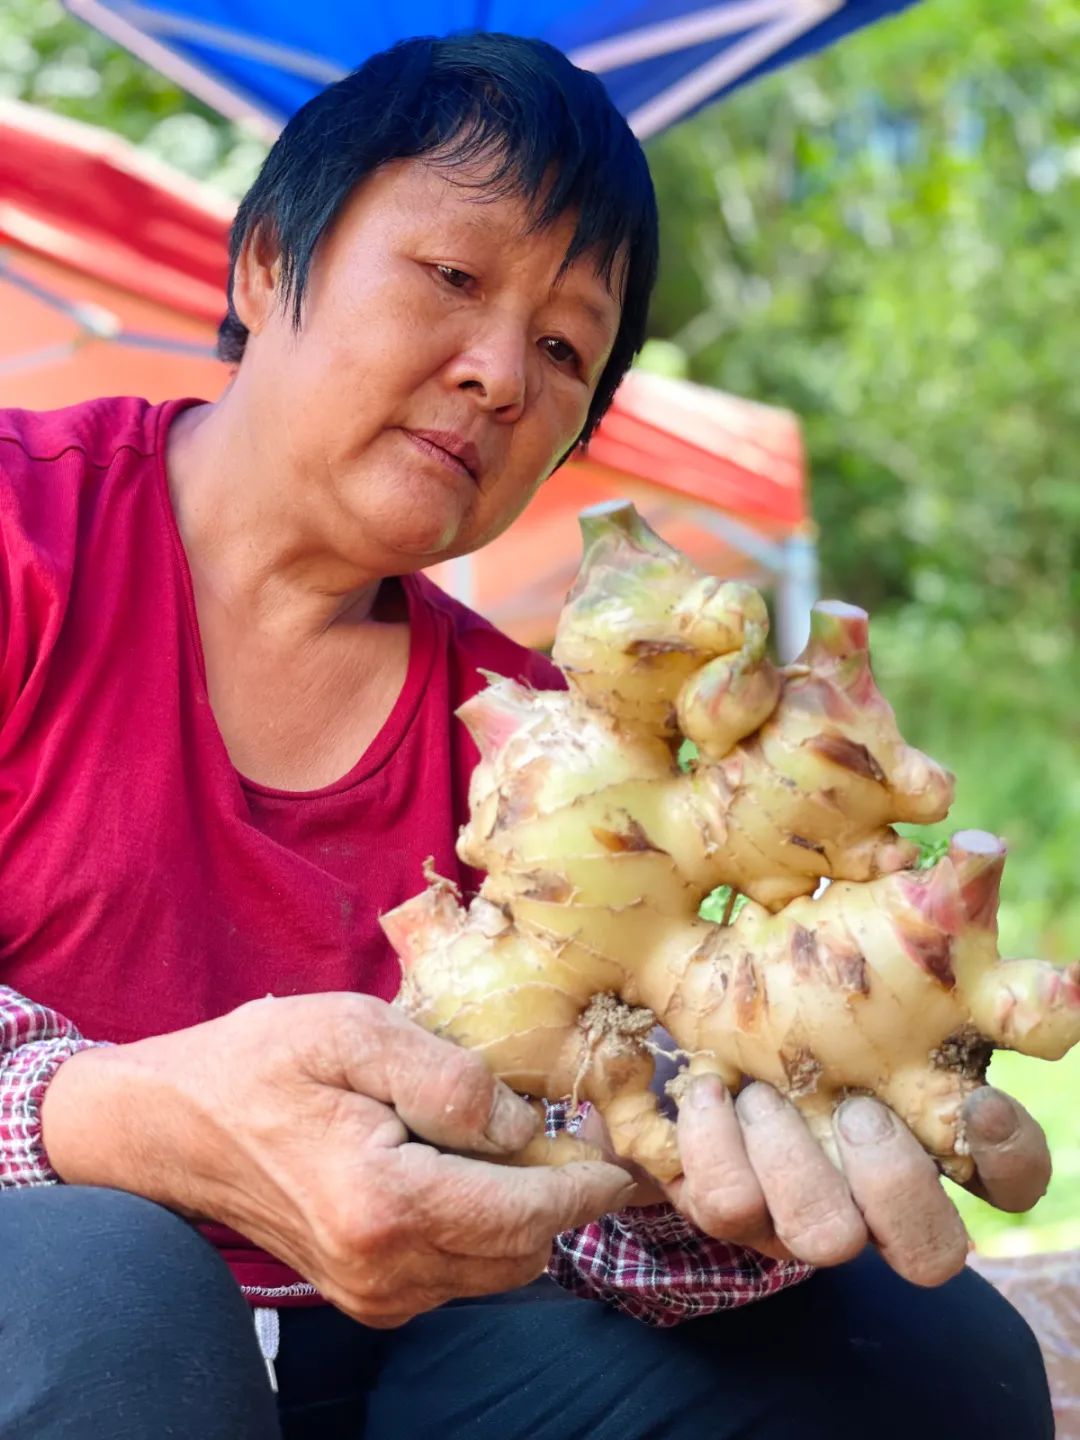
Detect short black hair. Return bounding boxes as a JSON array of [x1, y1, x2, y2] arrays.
[[218, 32, 658, 446]]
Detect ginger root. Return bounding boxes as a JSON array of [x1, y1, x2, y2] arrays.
[[382, 504, 1080, 1185]]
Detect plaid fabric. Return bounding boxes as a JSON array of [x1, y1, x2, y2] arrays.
[[547, 1203, 815, 1325], [1, 987, 814, 1323], [0, 985, 105, 1186], [543, 1100, 815, 1324]]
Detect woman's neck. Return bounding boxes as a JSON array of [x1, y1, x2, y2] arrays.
[[164, 388, 413, 789], [165, 388, 386, 643]]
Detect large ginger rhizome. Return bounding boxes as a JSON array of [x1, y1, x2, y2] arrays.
[[382, 504, 1080, 1184]]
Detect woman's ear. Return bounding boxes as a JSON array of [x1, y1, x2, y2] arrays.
[[231, 223, 283, 337]]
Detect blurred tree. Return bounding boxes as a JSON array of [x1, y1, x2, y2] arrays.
[[0, 0, 265, 192], [646, 0, 1080, 1249], [649, 0, 1079, 636]]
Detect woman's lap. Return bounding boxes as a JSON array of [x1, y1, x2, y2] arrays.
[[277, 1251, 1052, 1440], [0, 1187, 1052, 1440]]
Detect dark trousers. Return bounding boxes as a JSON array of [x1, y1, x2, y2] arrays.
[[0, 1186, 1053, 1439]]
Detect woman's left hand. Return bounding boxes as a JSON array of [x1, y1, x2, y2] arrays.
[[578, 1077, 1051, 1287]]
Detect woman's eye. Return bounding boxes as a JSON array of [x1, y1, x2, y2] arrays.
[[542, 336, 580, 369], [435, 265, 473, 289]]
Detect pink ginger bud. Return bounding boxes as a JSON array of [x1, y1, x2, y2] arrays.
[[457, 680, 534, 761], [891, 746, 955, 824], [380, 868, 464, 967], [577, 500, 675, 564], [799, 601, 872, 685], [948, 830, 1006, 931]]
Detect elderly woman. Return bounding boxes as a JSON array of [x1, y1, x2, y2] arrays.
[[0, 33, 1054, 1440]]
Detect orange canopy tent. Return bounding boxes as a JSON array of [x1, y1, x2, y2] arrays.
[[0, 98, 817, 654], [0, 99, 230, 408]]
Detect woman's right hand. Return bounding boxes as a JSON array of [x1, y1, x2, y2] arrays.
[[40, 994, 633, 1326]]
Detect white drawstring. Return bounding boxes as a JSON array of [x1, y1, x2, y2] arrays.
[[253, 1307, 280, 1393]]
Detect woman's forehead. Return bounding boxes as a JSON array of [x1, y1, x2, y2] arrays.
[[359, 155, 561, 231], [340, 157, 626, 293]]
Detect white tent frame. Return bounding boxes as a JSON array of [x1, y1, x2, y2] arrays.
[[65, 0, 843, 139]]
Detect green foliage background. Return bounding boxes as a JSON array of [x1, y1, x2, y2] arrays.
[[2, 0, 1077, 1253]]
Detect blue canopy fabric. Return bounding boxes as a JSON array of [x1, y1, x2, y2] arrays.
[[64, 0, 918, 140]]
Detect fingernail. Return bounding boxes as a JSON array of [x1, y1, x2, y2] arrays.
[[963, 1088, 1018, 1145], [837, 1098, 895, 1146], [688, 1075, 729, 1110], [485, 1086, 537, 1150], [736, 1083, 784, 1124]]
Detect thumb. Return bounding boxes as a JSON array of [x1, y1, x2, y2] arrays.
[[326, 995, 538, 1155], [515, 1159, 638, 1233], [426, 1153, 637, 1254], [574, 1104, 667, 1206]]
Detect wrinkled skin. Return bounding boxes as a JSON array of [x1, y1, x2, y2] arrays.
[[580, 1063, 1051, 1288], [42, 996, 633, 1326]]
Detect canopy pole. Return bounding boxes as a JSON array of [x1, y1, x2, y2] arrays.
[[774, 529, 819, 662], [64, 0, 283, 138], [445, 554, 476, 608], [625, 0, 841, 139], [685, 504, 787, 573]]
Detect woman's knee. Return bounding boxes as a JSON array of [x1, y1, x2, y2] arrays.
[[3, 1183, 235, 1309], [621, 1253, 1052, 1440], [772, 1250, 1053, 1440], [0, 1185, 279, 1439]]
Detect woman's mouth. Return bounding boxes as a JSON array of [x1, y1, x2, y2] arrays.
[[402, 429, 480, 483]]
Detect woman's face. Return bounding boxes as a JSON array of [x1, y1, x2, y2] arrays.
[[236, 156, 623, 574]]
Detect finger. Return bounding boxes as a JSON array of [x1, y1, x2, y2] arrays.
[[574, 1104, 611, 1152], [329, 996, 538, 1155], [401, 1146, 635, 1257], [668, 1075, 781, 1254], [736, 1083, 867, 1267], [834, 1097, 969, 1287], [962, 1088, 1052, 1213], [575, 1106, 667, 1206]]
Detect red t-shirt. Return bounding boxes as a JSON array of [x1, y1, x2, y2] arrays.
[[0, 395, 559, 1299]]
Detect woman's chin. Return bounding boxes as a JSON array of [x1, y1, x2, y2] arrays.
[[335, 461, 483, 569], [358, 496, 472, 568]]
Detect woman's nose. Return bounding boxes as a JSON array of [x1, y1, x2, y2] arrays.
[[448, 324, 529, 420]]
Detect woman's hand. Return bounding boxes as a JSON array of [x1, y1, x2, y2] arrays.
[[579, 1016, 1051, 1286], [666, 1075, 1051, 1286], [40, 994, 633, 1326]]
